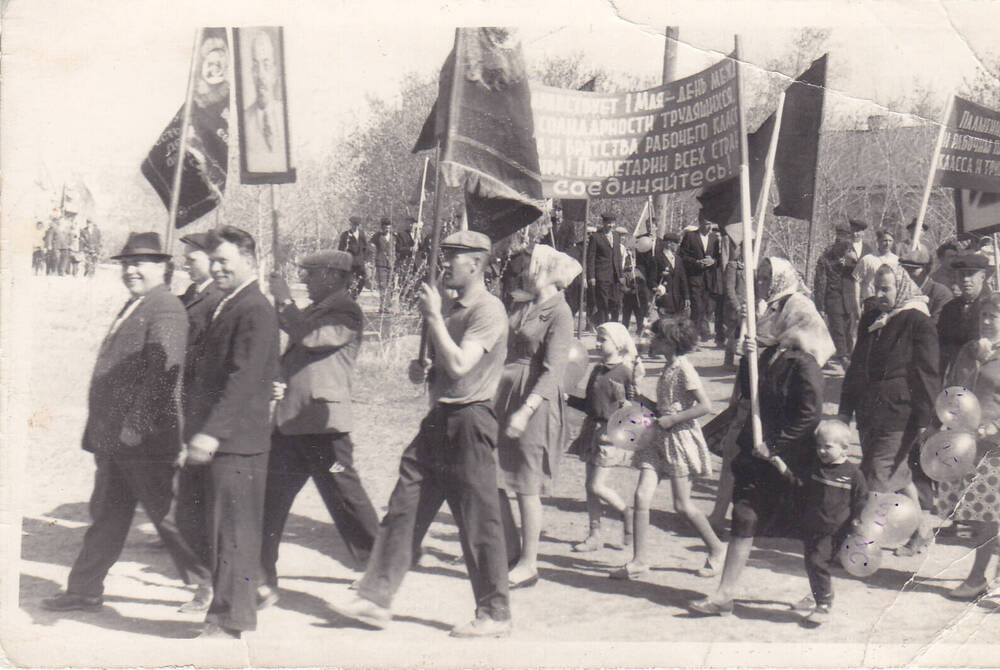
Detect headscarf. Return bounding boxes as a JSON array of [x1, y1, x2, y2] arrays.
[[756, 256, 836, 368], [597, 321, 645, 381], [529, 244, 582, 290], [867, 264, 930, 332]]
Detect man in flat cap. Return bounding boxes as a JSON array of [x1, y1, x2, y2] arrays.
[[173, 231, 225, 612], [333, 230, 512, 638], [900, 247, 952, 325], [183, 226, 280, 638], [938, 253, 991, 376], [257, 250, 380, 607], [370, 217, 396, 313], [43, 232, 211, 613], [679, 211, 723, 341], [338, 216, 368, 298], [852, 227, 899, 318], [586, 213, 623, 326], [814, 223, 861, 368]]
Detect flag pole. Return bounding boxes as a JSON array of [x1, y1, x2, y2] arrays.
[[416, 155, 430, 226], [912, 93, 954, 253], [578, 214, 589, 337], [752, 91, 785, 268], [734, 35, 763, 451], [993, 233, 1000, 289], [166, 28, 202, 250], [270, 183, 280, 276]]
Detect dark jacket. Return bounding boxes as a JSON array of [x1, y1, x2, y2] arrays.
[[370, 232, 395, 269], [82, 284, 188, 457], [679, 228, 722, 294], [651, 241, 689, 313], [938, 289, 989, 377], [814, 241, 855, 313], [338, 230, 368, 269], [185, 281, 280, 455], [840, 308, 939, 433], [180, 280, 225, 397], [586, 230, 622, 284], [919, 276, 954, 325], [801, 459, 868, 536]]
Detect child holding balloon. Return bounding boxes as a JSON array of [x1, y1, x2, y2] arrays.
[[566, 322, 643, 551], [610, 318, 725, 579]]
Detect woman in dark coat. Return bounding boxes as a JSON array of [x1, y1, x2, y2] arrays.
[[691, 257, 833, 615], [839, 263, 939, 554]]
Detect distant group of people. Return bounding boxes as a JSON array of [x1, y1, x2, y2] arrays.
[[39, 206, 1000, 639], [34, 214, 102, 277], [336, 215, 431, 311]]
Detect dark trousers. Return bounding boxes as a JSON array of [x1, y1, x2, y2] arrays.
[[358, 402, 510, 621], [825, 303, 852, 359], [803, 532, 837, 607], [688, 276, 712, 338], [174, 464, 212, 568], [593, 280, 620, 326], [205, 451, 268, 632], [67, 451, 211, 598], [260, 432, 380, 587], [713, 294, 726, 345], [57, 249, 72, 276], [621, 285, 649, 334], [350, 267, 367, 298]]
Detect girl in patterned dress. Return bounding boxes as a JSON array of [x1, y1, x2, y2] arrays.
[[610, 318, 726, 579], [932, 292, 1000, 600], [566, 322, 643, 552]]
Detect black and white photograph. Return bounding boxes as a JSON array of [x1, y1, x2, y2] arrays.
[[1, 0, 999, 667]]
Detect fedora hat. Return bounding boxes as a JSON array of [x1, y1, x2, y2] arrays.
[[111, 232, 171, 261]]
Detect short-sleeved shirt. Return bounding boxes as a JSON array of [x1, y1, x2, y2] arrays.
[[430, 285, 508, 405], [852, 252, 899, 300]]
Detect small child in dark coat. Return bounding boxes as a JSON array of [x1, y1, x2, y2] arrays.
[[797, 419, 868, 626]]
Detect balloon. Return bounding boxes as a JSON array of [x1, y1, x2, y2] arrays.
[[919, 430, 979, 482], [605, 404, 657, 451], [935, 386, 982, 431], [563, 340, 589, 390], [635, 235, 654, 253], [859, 492, 921, 547], [838, 532, 883, 577]]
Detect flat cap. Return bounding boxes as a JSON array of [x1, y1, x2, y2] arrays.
[[951, 253, 990, 270], [600, 213, 616, 224], [847, 218, 868, 231], [899, 248, 932, 267], [379, 216, 392, 226], [349, 216, 362, 225], [876, 229, 895, 241], [440, 230, 491, 252], [180, 232, 210, 250], [298, 249, 353, 271], [662, 232, 681, 243]]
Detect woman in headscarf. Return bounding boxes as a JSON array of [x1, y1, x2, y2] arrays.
[[496, 244, 580, 588], [839, 263, 939, 555], [691, 256, 832, 615]]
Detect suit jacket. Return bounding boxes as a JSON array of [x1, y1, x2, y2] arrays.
[[274, 289, 363, 435], [679, 229, 722, 293], [82, 284, 188, 457], [185, 281, 280, 455], [180, 280, 225, 394], [813, 241, 855, 313], [586, 231, 622, 284], [938, 289, 990, 378], [370, 232, 395, 269], [395, 230, 415, 263], [841, 308, 939, 433], [649, 241, 688, 313], [338, 230, 368, 269]]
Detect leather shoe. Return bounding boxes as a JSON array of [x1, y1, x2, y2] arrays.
[[330, 594, 391, 629], [689, 597, 734, 616], [179, 585, 213, 613], [41, 592, 103, 612], [256, 585, 279, 610], [450, 615, 512, 638], [948, 579, 989, 600], [196, 623, 241, 639]]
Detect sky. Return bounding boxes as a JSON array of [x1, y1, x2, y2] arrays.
[[2, 0, 998, 234]]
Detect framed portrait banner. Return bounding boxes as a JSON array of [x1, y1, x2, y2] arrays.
[[233, 26, 296, 184]]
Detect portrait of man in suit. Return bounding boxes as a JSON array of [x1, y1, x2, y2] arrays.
[[236, 26, 291, 177]]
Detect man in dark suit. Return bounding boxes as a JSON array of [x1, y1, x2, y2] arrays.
[[258, 250, 380, 606], [649, 231, 688, 318], [586, 213, 622, 325], [370, 217, 396, 312], [938, 253, 991, 378], [183, 226, 280, 639], [338, 216, 368, 297], [173, 232, 225, 613], [679, 212, 722, 340], [42, 232, 211, 612]]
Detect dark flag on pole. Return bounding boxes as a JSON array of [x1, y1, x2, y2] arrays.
[[142, 28, 230, 228], [697, 54, 827, 224], [415, 28, 544, 241]]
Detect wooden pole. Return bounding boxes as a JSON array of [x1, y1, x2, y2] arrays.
[[166, 28, 202, 250], [803, 87, 826, 281], [578, 213, 589, 337], [752, 91, 785, 268], [912, 94, 955, 253], [734, 35, 763, 451], [655, 26, 679, 238], [416, 156, 430, 225], [270, 183, 280, 274], [993, 233, 1000, 289]]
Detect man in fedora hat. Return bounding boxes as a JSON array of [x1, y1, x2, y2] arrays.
[[338, 216, 368, 298], [333, 231, 512, 638], [257, 250, 380, 608], [182, 226, 280, 639], [42, 232, 212, 613]]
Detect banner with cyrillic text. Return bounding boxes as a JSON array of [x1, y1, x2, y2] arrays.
[[935, 95, 1000, 193], [531, 54, 741, 199]]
